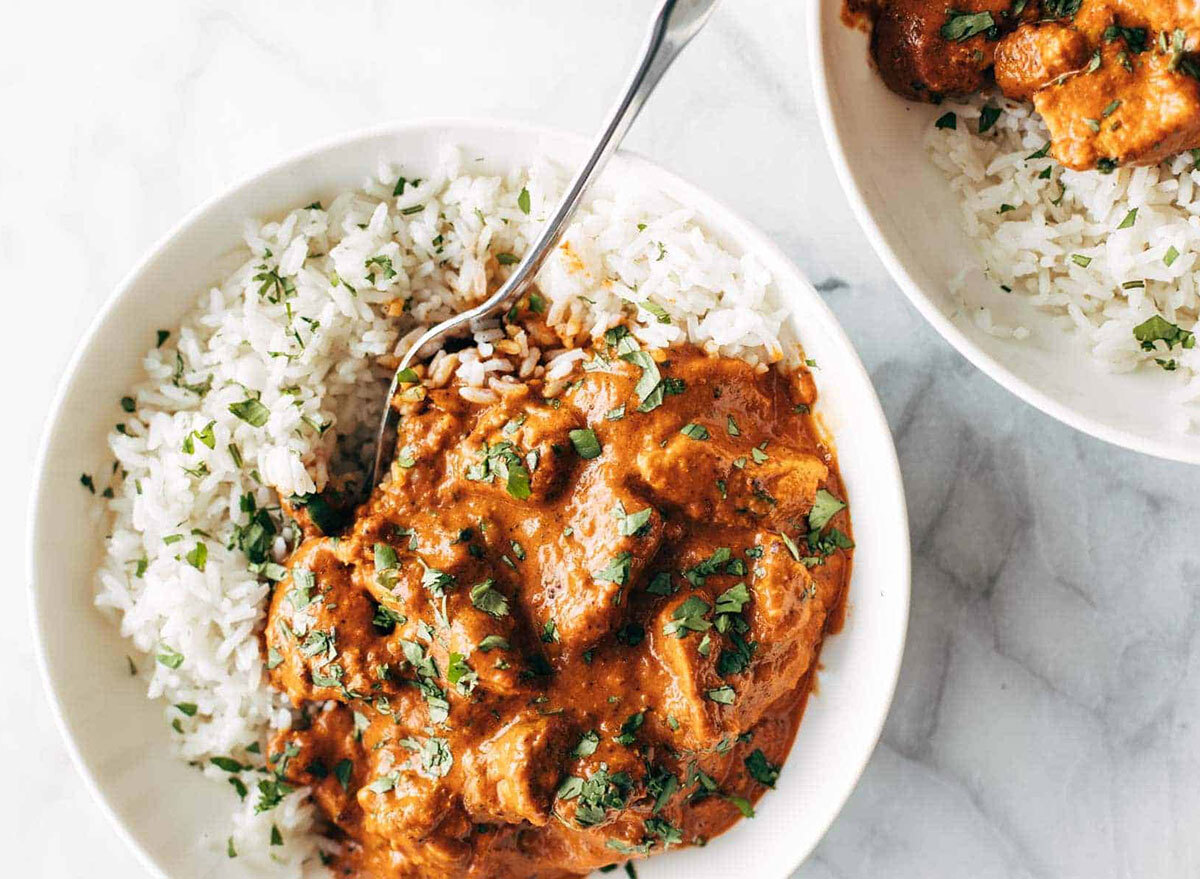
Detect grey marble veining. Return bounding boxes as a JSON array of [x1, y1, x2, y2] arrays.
[[4, 1, 1199, 876]]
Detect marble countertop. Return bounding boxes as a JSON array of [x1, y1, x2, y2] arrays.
[[5, 1, 1199, 876]]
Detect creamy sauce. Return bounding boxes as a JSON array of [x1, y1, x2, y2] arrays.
[[264, 328, 853, 878], [850, 0, 1200, 169]]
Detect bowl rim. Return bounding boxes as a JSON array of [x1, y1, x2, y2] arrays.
[[807, 0, 1200, 466], [28, 116, 911, 879]]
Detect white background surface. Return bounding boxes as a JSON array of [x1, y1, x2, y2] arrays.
[[5, 1, 1200, 877]]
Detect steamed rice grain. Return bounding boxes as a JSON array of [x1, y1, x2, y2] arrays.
[[927, 93, 1200, 421]]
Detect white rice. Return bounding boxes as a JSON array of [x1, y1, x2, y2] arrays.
[[94, 147, 796, 872], [926, 93, 1200, 421]]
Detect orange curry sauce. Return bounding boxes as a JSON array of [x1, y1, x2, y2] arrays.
[[263, 321, 853, 878], [849, 0, 1200, 170]]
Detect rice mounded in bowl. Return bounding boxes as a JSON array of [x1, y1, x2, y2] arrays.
[[94, 148, 799, 874], [926, 93, 1200, 425]]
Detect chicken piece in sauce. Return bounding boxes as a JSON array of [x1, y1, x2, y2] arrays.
[[853, 0, 1200, 169], [263, 322, 852, 879]]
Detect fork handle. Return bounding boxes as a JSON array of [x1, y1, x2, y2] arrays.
[[469, 0, 725, 323], [365, 0, 721, 498]]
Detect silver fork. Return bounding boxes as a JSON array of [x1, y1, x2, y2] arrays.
[[363, 0, 721, 500]]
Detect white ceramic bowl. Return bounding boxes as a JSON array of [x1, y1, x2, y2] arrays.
[[28, 120, 910, 879], [810, 1, 1200, 464]]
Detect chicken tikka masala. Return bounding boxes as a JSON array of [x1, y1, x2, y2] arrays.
[[263, 317, 853, 878], [849, 0, 1200, 169]]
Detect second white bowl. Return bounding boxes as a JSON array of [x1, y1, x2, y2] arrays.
[[810, 0, 1200, 464]]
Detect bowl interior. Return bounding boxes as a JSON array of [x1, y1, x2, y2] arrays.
[[29, 120, 910, 879], [811, 1, 1200, 464]]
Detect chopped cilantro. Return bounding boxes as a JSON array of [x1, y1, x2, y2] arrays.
[[478, 634, 510, 653], [645, 816, 683, 847], [646, 572, 675, 596], [642, 300, 671, 323], [573, 730, 601, 758], [229, 398, 270, 427], [978, 105, 1001, 134], [808, 489, 847, 531], [364, 254, 397, 280], [594, 552, 633, 586], [470, 579, 510, 617], [725, 794, 755, 817], [374, 543, 397, 572], [714, 582, 750, 615], [1103, 23, 1147, 52], [613, 501, 653, 537], [569, 428, 602, 459], [420, 562, 455, 598], [156, 644, 184, 669], [556, 766, 633, 827], [663, 595, 712, 638], [185, 542, 207, 572], [615, 712, 644, 746], [707, 685, 736, 705], [447, 652, 477, 694], [1133, 315, 1195, 355], [939, 9, 995, 41], [745, 749, 781, 787], [683, 547, 732, 587]]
